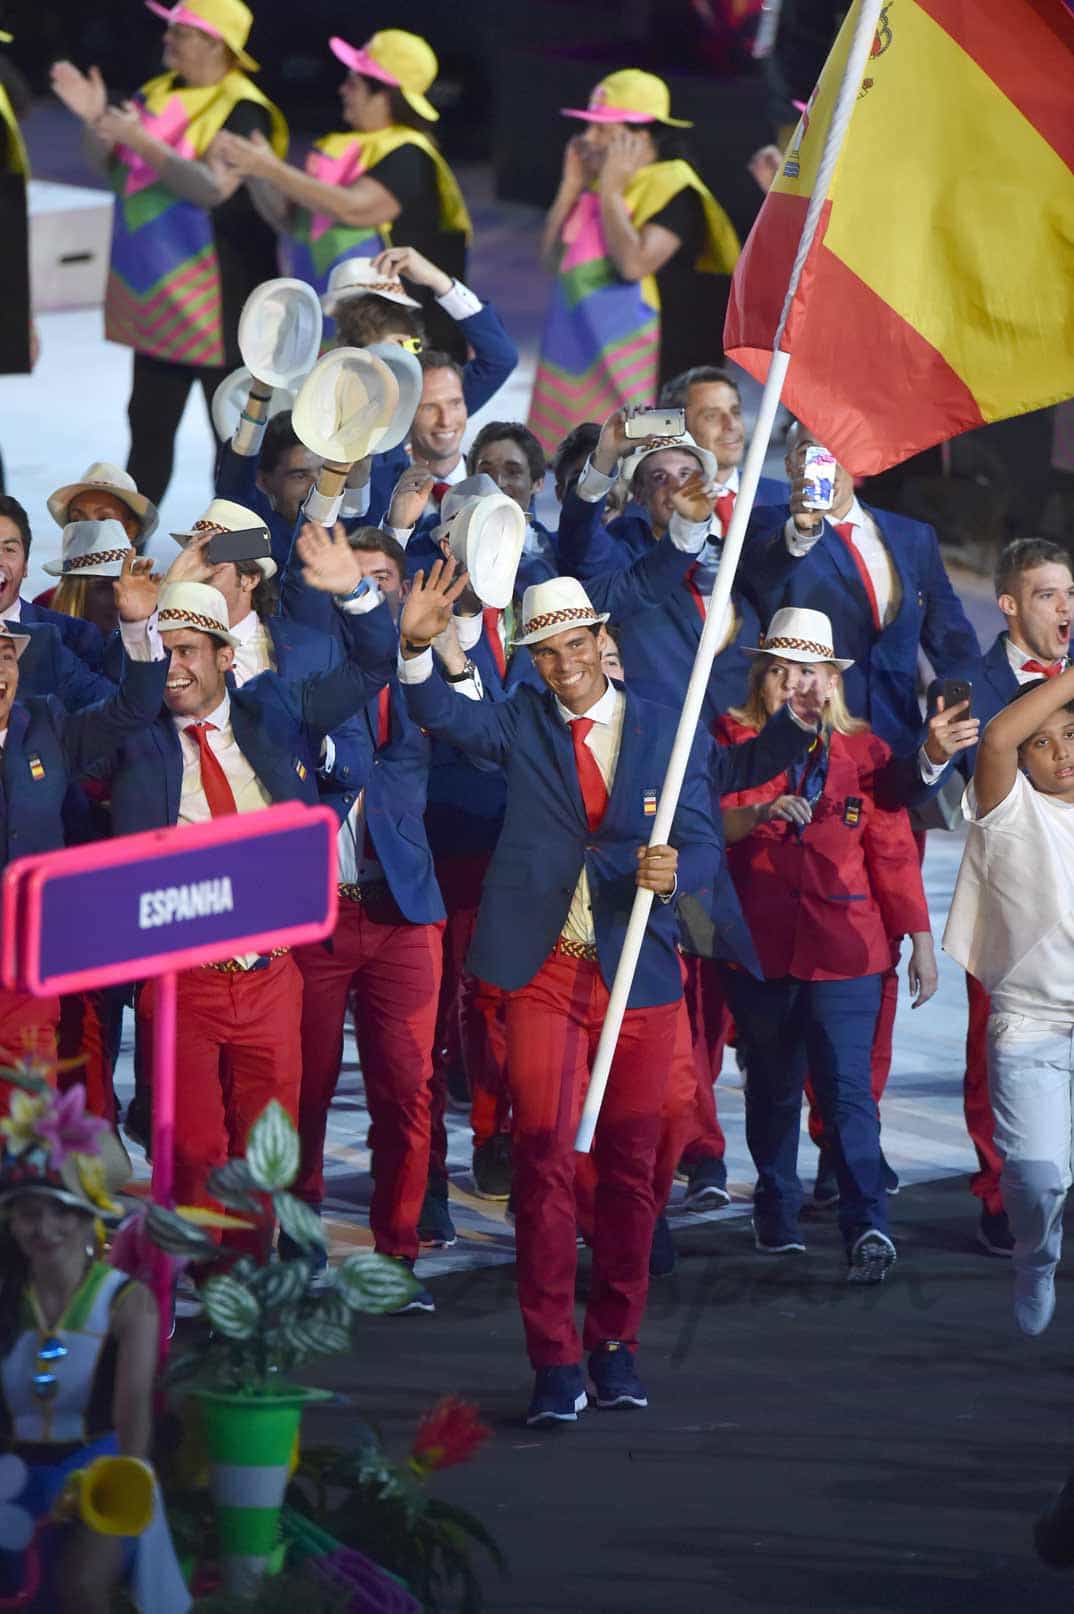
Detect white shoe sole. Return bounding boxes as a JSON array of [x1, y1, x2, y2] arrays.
[[683, 1187, 732, 1211], [526, 1391, 588, 1427], [847, 1231, 897, 1283], [754, 1232, 807, 1254]]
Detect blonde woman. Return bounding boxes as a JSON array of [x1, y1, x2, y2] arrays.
[[716, 608, 937, 1282]]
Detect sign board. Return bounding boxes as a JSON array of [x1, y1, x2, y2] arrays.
[[2, 803, 339, 996]]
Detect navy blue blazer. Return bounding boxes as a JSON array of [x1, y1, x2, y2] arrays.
[[588, 476, 788, 571], [748, 503, 981, 754], [15, 599, 104, 670], [14, 622, 117, 711], [403, 675, 811, 1004], [106, 603, 395, 836], [0, 658, 169, 869]]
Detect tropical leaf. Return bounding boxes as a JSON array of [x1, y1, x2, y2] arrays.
[[273, 1190, 327, 1251], [201, 1274, 260, 1339], [335, 1251, 416, 1313], [254, 1259, 311, 1309], [245, 1101, 300, 1190], [145, 1203, 218, 1259], [278, 1310, 352, 1361], [206, 1157, 262, 1213]]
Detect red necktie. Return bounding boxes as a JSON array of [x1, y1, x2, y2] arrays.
[[1023, 659, 1064, 678], [570, 717, 608, 831], [834, 520, 882, 631], [714, 491, 735, 536], [431, 480, 450, 505], [187, 722, 238, 817], [375, 686, 391, 747], [483, 607, 506, 680]]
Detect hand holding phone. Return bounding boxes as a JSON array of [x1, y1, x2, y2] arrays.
[[623, 406, 685, 440]]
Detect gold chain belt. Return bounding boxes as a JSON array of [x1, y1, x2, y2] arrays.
[[204, 947, 289, 976], [554, 936, 599, 963], [338, 880, 391, 905]]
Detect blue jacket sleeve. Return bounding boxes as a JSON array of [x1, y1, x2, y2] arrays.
[[294, 602, 396, 739], [458, 301, 519, 414], [60, 655, 171, 774], [584, 531, 699, 620], [919, 529, 982, 680], [712, 705, 817, 796], [401, 664, 522, 766], [556, 489, 632, 582], [668, 729, 723, 904], [280, 514, 339, 638], [216, 443, 295, 572]]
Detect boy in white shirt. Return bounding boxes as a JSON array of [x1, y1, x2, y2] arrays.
[[945, 667, 1074, 1335]]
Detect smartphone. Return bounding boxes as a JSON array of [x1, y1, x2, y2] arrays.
[[800, 444, 837, 511], [205, 526, 270, 565], [939, 678, 973, 715], [624, 406, 685, 440]]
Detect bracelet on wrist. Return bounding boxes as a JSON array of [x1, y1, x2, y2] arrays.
[[401, 636, 432, 654]]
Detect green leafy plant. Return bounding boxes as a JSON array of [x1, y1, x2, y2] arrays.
[[147, 1101, 418, 1391]]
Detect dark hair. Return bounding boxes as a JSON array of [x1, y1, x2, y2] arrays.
[[994, 538, 1072, 599], [346, 526, 406, 583], [355, 73, 438, 135], [419, 349, 464, 383], [0, 1221, 29, 1358], [259, 412, 301, 476], [552, 423, 602, 489], [659, 366, 741, 409], [0, 494, 31, 560], [1007, 679, 1074, 739], [648, 124, 694, 164], [334, 295, 425, 349], [234, 558, 280, 619], [467, 422, 546, 485]]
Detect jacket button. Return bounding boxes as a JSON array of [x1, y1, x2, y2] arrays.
[[343, 794, 353, 805]]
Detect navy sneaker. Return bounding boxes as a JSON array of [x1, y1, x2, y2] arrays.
[[418, 1183, 457, 1249], [847, 1228, 897, 1284], [649, 1213, 676, 1278], [977, 1206, 1015, 1257], [879, 1149, 900, 1195], [384, 1256, 435, 1314], [682, 1157, 731, 1211], [472, 1134, 513, 1200], [588, 1341, 648, 1409], [753, 1215, 806, 1253], [812, 1151, 839, 1208], [525, 1364, 587, 1427]]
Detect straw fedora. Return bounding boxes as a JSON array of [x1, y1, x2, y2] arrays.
[[320, 257, 421, 316], [211, 367, 295, 444], [0, 1086, 132, 1220], [47, 462, 158, 541], [364, 341, 422, 454], [561, 69, 693, 128], [745, 607, 854, 670], [42, 519, 135, 578], [441, 486, 526, 611], [145, 0, 260, 73], [622, 431, 718, 489], [170, 499, 276, 580], [511, 577, 609, 648], [237, 277, 323, 391], [0, 628, 31, 659], [292, 347, 399, 463], [157, 581, 240, 647], [329, 29, 439, 122]]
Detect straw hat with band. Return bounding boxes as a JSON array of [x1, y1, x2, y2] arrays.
[[211, 367, 295, 444], [43, 519, 136, 579], [438, 482, 527, 611], [47, 462, 159, 542], [320, 257, 422, 316], [292, 347, 399, 464], [171, 499, 276, 581], [744, 607, 855, 671], [622, 431, 718, 489], [237, 276, 323, 391], [364, 341, 422, 455], [145, 0, 261, 74], [511, 577, 609, 648], [157, 581, 240, 648], [561, 69, 693, 128], [0, 1085, 133, 1221], [0, 626, 31, 660], [330, 29, 440, 123]]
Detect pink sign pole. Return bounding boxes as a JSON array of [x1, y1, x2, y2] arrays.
[[149, 969, 178, 1360]]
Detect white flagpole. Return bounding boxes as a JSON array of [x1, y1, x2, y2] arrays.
[[574, 0, 885, 1153]]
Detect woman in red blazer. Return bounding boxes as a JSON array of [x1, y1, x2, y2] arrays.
[[715, 607, 937, 1283]]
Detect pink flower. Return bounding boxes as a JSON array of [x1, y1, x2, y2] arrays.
[[33, 1086, 109, 1170]]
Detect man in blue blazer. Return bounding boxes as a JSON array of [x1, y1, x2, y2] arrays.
[[748, 424, 981, 755], [395, 556, 819, 1427], [0, 495, 104, 668], [106, 562, 395, 1246], [0, 619, 168, 1071]]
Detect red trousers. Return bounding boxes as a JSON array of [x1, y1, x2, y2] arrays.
[[294, 897, 443, 1262], [137, 955, 302, 1243], [429, 854, 509, 1180], [0, 989, 59, 1114], [677, 956, 732, 1165], [57, 993, 116, 1123], [505, 951, 678, 1367], [963, 971, 1002, 1214]]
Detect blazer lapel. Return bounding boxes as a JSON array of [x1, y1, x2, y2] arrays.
[[601, 690, 644, 835], [3, 705, 29, 796], [153, 717, 183, 825], [823, 522, 875, 620], [543, 689, 589, 831]]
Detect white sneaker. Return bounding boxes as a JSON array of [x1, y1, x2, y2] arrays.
[[1014, 1267, 1057, 1336]]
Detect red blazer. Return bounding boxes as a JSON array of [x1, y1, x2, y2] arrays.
[[715, 716, 930, 982]]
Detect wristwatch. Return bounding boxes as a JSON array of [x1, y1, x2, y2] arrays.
[[444, 659, 477, 684]]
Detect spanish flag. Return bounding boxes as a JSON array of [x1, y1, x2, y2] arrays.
[[724, 0, 1074, 475]]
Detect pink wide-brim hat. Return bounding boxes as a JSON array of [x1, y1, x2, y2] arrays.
[[329, 36, 399, 87]]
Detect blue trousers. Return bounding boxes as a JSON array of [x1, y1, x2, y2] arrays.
[[726, 971, 887, 1248]]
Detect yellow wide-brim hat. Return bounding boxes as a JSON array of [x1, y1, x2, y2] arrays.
[[561, 68, 692, 128], [146, 0, 260, 74], [329, 28, 439, 123]]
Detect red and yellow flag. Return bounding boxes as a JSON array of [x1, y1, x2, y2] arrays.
[[724, 0, 1074, 475]]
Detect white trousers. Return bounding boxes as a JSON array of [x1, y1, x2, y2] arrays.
[[987, 1012, 1074, 1275]]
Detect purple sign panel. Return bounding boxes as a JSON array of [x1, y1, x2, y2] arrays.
[[11, 804, 339, 995]]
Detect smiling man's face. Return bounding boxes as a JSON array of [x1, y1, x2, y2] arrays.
[[0, 638, 21, 729], [0, 518, 28, 615]]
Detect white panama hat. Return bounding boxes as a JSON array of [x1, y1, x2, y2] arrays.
[[364, 341, 422, 455], [47, 462, 158, 541], [156, 581, 240, 648], [210, 367, 297, 444], [622, 431, 719, 489], [238, 277, 324, 390], [510, 576, 609, 648], [321, 257, 422, 316], [42, 518, 135, 578], [745, 607, 854, 670], [169, 499, 277, 581], [443, 488, 526, 610], [292, 347, 399, 464]]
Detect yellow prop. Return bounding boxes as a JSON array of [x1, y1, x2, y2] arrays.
[[57, 1455, 155, 1537]]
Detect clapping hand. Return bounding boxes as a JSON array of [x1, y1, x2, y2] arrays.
[[50, 61, 107, 124], [213, 129, 277, 179]]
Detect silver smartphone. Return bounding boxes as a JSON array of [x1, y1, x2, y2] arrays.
[[624, 406, 685, 439]]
